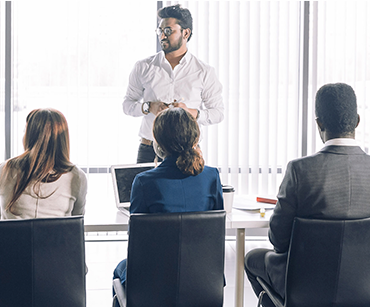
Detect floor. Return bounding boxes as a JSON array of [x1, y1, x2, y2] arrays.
[[85, 232, 273, 307]]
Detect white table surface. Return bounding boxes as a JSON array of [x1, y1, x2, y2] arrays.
[[84, 194, 273, 232]]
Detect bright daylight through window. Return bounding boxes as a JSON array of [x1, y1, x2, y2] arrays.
[[1, 1, 370, 197]]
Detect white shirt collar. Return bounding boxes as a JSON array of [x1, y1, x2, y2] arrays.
[[179, 50, 190, 64], [159, 50, 190, 65], [325, 138, 358, 146]]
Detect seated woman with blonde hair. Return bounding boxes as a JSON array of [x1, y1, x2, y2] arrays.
[[0, 108, 87, 219]]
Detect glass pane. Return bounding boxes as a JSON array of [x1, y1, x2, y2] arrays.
[[308, 1, 370, 154], [166, 1, 301, 195], [12, 1, 157, 167]]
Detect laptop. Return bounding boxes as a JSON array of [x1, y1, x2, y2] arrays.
[[111, 163, 157, 216]]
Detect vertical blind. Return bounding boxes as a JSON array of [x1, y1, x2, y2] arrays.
[[165, 1, 302, 195], [308, 1, 370, 155], [4, 1, 370, 198]]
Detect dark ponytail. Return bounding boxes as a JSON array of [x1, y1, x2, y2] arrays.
[[153, 108, 204, 176], [176, 146, 204, 176]]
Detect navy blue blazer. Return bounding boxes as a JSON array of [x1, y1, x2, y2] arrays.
[[130, 155, 224, 214]]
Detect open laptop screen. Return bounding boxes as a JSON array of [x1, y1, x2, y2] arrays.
[[111, 163, 156, 209]]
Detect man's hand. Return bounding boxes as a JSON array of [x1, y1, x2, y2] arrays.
[[149, 101, 169, 115], [172, 102, 198, 118]]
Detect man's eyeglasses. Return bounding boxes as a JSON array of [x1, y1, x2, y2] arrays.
[[156, 27, 173, 37]]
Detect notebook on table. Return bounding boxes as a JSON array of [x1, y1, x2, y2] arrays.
[[111, 163, 156, 216]]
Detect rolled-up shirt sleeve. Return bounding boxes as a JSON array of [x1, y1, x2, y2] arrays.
[[122, 62, 145, 117], [197, 67, 224, 126], [123, 52, 224, 129]]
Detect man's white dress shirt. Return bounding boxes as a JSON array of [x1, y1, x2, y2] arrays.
[[325, 138, 358, 146], [123, 51, 224, 141]]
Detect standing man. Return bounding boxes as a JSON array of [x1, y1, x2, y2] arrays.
[[123, 4, 224, 163], [244, 83, 370, 307]]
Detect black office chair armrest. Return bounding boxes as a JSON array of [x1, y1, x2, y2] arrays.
[[113, 278, 126, 307], [257, 277, 284, 307]]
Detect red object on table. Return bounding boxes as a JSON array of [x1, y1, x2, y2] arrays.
[[256, 197, 277, 204]]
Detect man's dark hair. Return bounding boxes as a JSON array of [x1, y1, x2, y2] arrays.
[[158, 4, 193, 42], [315, 83, 358, 135]]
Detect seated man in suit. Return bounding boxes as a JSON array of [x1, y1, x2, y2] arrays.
[[244, 83, 370, 307]]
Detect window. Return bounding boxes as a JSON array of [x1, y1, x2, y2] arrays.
[[11, 1, 157, 167], [308, 1, 370, 154], [168, 1, 302, 195], [3, 1, 370, 198]]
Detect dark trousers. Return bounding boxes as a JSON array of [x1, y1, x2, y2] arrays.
[[244, 248, 276, 307], [137, 143, 162, 164], [137, 143, 156, 163]]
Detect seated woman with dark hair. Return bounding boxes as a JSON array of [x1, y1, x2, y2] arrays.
[[113, 107, 223, 286], [0, 108, 87, 219]]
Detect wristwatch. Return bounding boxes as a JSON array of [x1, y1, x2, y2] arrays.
[[142, 101, 150, 115]]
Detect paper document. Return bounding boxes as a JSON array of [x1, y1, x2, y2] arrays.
[[233, 195, 276, 211]]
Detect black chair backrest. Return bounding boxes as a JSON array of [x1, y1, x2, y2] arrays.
[[126, 210, 226, 307], [0, 216, 86, 307], [285, 217, 370, 307]]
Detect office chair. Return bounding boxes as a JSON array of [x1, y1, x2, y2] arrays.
[[0, 216, 86, 307], [256, 217, 370, 307], [112, 210, 226, 307]]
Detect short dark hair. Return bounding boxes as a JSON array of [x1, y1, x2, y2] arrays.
[[153, 108, 204, 176], [315, 83, 358, 135], [157, 4, 193, 42]]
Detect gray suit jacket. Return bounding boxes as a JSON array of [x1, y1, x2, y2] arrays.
[[266, 145, 370, 297]]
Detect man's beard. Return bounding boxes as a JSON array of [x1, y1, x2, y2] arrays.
[[161, 37, 183, 54]]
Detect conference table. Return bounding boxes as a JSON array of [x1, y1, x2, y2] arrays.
[[84, 195, 274, 307]]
